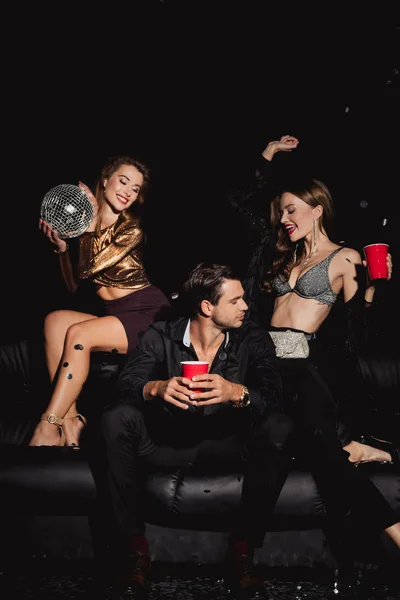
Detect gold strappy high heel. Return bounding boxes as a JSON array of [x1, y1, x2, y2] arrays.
[[62, 411, 88, 448], [40, 413, 65, 446]]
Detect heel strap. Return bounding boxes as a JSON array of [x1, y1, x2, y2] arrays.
[[63, 412, 87, 426], [41, 413, 64, 427], [77, 413, 87, 426]]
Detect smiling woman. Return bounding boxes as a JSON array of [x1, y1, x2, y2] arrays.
[[261, 175, 400, 561], [268, 180, 350, 335], [28, 154, 172, 448]]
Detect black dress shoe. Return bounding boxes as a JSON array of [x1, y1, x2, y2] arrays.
[[114, 551, 151, 597], [358, 433, 400, 465], [226, 553, 265, 597]]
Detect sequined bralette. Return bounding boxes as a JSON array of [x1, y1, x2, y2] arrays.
[[273, 247, 344, 307]]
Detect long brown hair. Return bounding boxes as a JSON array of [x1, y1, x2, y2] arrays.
[[93, 155, 151, 235], [264, 178, 335, 292]]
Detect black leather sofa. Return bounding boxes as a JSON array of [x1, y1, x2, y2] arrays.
[[0, 337, 399, 573]]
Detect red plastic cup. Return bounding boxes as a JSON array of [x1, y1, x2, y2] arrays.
[[363, 243, 389, 281], [181, 361, 209, 393]]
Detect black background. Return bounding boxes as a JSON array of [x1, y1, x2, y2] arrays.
[[2, 3, 399, 343]]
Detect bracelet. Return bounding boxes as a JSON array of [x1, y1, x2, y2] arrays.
[[53, 243, 69, 254]]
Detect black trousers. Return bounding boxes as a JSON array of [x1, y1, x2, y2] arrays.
[[278, 357, 399, 532], [98, 402, 293, 549]]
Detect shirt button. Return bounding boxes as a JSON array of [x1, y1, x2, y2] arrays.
[[219, 352, 227, 360]]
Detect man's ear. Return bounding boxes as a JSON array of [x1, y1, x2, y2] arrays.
[[200, 299, 213, 317]]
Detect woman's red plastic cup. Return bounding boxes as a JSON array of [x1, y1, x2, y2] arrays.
[[363, 243, 389, 281], [181, 361, 209, 393]]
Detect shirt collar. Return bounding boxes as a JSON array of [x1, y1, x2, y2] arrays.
[[183, 319, 229, 347]]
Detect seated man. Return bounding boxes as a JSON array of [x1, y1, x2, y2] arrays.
[[98, 263, 293, 598]]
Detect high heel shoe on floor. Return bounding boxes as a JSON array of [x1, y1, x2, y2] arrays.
[[358, 434, 400, 466], [62, 412, 87, 448]]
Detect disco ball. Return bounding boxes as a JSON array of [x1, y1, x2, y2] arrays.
[[40, 184, 94, 239]]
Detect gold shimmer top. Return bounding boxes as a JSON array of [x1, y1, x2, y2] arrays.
[[77, 215, 150, 290]]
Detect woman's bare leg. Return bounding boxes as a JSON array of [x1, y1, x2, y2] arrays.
[[344, 440, 392, 465], [44, 310, 97, 380], [43, 310, 98, 440], [29, 315, 128, 446]]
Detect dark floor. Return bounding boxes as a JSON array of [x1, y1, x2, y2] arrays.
[[1, 561, 399, 600]]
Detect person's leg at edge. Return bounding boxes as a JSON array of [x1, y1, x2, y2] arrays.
[[228, 411, 294, 594], [290, 360, 400, 576], [29, 315, 128, 447], [385, 522, 400, 547], [308, 337, 396, 466], [338, 415, 395, 465]]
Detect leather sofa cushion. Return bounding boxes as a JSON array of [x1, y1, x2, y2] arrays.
[[1, 445, 398, 533]]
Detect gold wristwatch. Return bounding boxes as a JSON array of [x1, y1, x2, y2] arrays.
[[231, 385, 251, 408]]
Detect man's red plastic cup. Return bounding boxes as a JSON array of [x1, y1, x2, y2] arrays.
[[181, 361, 209, 393], [363, 243, 389, 281]]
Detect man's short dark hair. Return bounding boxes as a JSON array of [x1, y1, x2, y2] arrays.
[[182, 263, 241, 318]]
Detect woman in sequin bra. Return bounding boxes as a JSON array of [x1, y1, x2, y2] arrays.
[[29, 155, 171, 447], [260, 176, 400, 551], [229, 136, 398, 468]]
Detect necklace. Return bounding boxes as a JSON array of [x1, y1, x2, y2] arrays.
[[297, 219, 318, 273], [298, 245, 317, 274]]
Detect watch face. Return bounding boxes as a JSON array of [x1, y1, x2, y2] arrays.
[[242, 394, 251, 407], [242, 387, 250, 406]]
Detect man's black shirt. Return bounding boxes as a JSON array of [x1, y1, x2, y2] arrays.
[[115, 317, 282, 418]]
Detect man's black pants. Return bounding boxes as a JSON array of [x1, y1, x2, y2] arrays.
[[98, 402, 293, 549]]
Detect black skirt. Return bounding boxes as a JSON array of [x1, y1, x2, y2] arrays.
[[102, 284, 171, 351]]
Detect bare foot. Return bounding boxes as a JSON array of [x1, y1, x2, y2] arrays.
[[29, 420, 62, 447], [62, 413, 86, 447], [344, 440, 392, 465]]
